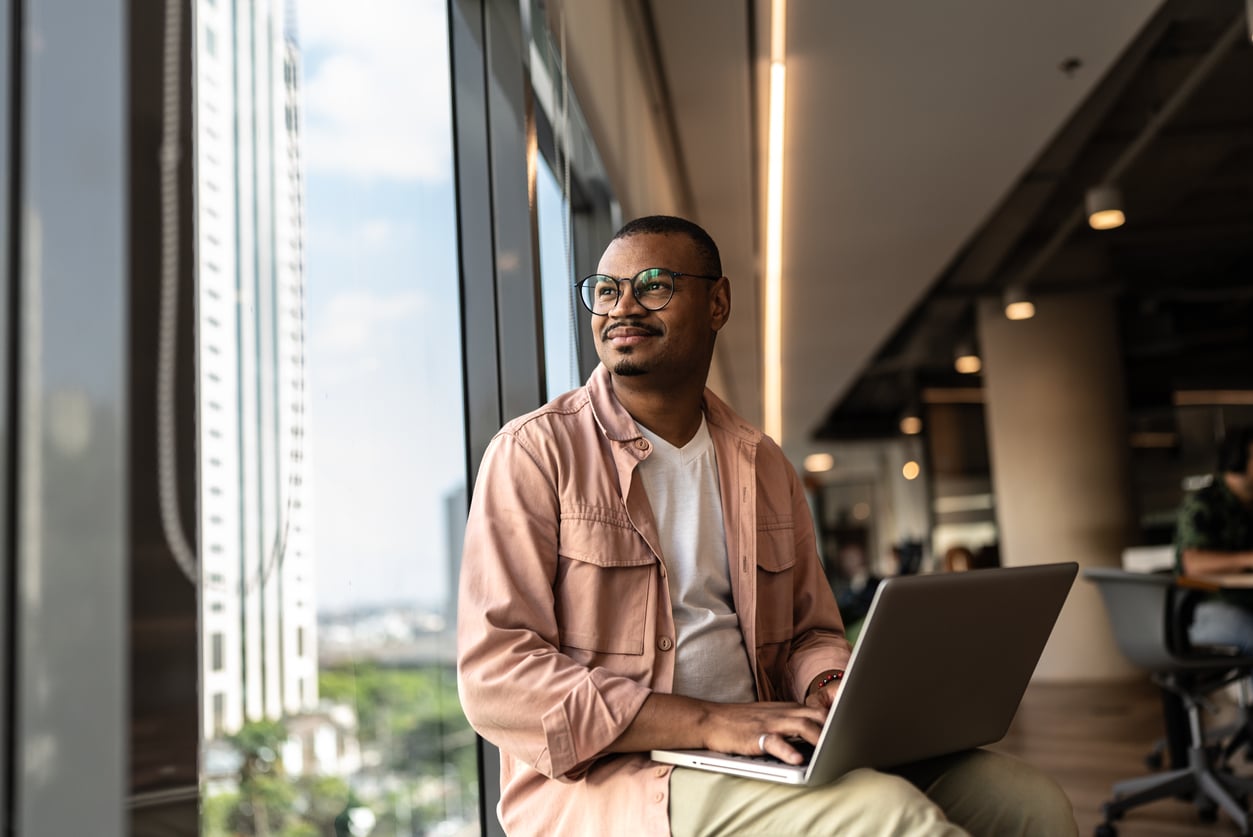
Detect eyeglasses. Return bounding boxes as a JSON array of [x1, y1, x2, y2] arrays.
[[575, 268, 721, 315]]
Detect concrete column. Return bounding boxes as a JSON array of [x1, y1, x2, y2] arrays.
[[978, 293, 1138, 680]]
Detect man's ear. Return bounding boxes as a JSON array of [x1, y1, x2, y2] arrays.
[[710, 276, 731, 331]]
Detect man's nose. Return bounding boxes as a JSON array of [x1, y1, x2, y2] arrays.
[[607, 279, 647, 317]]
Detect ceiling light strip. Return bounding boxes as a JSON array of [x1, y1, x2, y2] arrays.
[[763, 0, 787, 442]]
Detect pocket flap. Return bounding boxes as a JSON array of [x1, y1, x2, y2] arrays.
[[559, 509, 655, 568], [756, 514, 796, 572]]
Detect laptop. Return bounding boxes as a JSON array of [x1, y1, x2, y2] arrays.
[[650, 562, 1077, 785]]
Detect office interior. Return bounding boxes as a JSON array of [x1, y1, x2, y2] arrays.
[[2, 0, 1252, 834]]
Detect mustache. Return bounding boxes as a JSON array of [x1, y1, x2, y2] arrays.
[[602, 319, 663, 340]]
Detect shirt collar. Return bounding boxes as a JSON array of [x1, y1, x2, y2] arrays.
[[585, 363, 762, 446]]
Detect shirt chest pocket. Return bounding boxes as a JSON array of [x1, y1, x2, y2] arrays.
[[555, 516, 656, 656], [756, 515, 796, 645]]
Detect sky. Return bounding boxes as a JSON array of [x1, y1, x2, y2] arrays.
[[294, 0, 579, 611], [299, 0, 466, 611]]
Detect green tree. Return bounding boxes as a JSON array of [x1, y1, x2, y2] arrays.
[[227, 720, 291, 837], [202, 790, 239, 837], [294, 775, 353, 837], [319, 664, 472, 768], [318, 664, 478, 825]]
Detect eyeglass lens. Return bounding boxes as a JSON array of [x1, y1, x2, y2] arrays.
[[579, 268, 674, 314]]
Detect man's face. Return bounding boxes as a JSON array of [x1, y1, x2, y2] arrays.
[[590, 232, 730, 382]]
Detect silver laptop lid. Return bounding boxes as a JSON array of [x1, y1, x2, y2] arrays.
[[804, 562, 1078, 784]]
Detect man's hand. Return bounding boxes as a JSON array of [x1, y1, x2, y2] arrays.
[[701, 702, 828, 765], [609, 693, 826, 765]]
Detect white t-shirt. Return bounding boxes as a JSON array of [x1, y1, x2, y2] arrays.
[[636, 419, 757, 703]]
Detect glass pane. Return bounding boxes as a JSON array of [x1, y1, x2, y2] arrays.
[[195, 1, 477, 834], [537, 156, 580, 400], [529, 9, 618, 393]]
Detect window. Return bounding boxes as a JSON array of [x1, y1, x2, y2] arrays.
[[529, 7, 619, 394], [537, 156, 580, 399], [196, 2, 476, 834], [212, 693, 226, 737], [210, 632, 225, 672]]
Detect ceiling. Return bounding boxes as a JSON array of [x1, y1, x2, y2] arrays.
[[646, 0, 1251, 455], [817, 0, 1253, 441]]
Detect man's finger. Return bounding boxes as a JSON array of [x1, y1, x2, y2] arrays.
[[759, 732, 807, 765]]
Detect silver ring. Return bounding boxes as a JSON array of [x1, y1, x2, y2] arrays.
[[758, 733, 769, 753]]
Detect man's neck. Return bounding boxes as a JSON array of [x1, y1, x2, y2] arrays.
[[611, 376, 706, 448], [1224, 472, 1253, 506]]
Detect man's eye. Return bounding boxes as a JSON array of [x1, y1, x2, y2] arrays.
[[596, 286, 616, 297]]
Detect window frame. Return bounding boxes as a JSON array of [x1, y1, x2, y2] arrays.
[[6, 0, 130, 833]]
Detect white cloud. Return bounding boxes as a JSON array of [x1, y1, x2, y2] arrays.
[[314, 290, 425, 353], [296, 0, 452, 182], [306, 217, 415, 262], [358, 218, 395, 246]]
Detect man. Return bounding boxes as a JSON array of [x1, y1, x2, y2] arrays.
[[457, 216, 1075, 835], [1176, 426, 1253, 652]]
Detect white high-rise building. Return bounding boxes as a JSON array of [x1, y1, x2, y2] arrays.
[[196, 0, 316, 738]]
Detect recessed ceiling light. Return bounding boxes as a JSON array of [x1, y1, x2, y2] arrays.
[[1004, 285, 1035, 321], [804, 452, 834, 473], [954, 342, 982, 375], [1086, 185, 1125, 230]]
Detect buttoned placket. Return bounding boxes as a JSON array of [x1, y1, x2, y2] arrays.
[[716, 431, 760, 694], [615, 435, 679, 690]]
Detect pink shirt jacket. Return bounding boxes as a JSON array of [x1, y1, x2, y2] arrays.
[[457, 365, 851, 836]]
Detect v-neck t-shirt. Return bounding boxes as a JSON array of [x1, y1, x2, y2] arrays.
[[636, 418, 756, 703]]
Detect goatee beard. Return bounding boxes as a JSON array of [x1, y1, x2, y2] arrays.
[[613, 359, 648, 376]]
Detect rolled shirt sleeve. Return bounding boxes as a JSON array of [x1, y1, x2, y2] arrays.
[[457, 432, 652, 779]]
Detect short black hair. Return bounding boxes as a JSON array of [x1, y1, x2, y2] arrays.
[[1217, 426, 1253, 473], [610, 215, 722, 277]]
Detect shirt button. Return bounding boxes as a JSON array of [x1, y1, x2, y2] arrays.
[[655, 766, 668, 777], [636, 439, 650, 451], [657, 636, 673, 651], [654, 791, 665, 803]]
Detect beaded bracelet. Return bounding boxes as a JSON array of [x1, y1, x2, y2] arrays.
[[817, 670, 844, 690]]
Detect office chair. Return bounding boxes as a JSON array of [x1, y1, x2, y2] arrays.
[[1086, 568, 1253, 837]]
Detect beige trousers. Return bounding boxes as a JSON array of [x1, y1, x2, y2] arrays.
[[669, 749, 1078, 837]]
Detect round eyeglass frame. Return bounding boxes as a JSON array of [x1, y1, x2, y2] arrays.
[[575, 268, 722, 315]]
